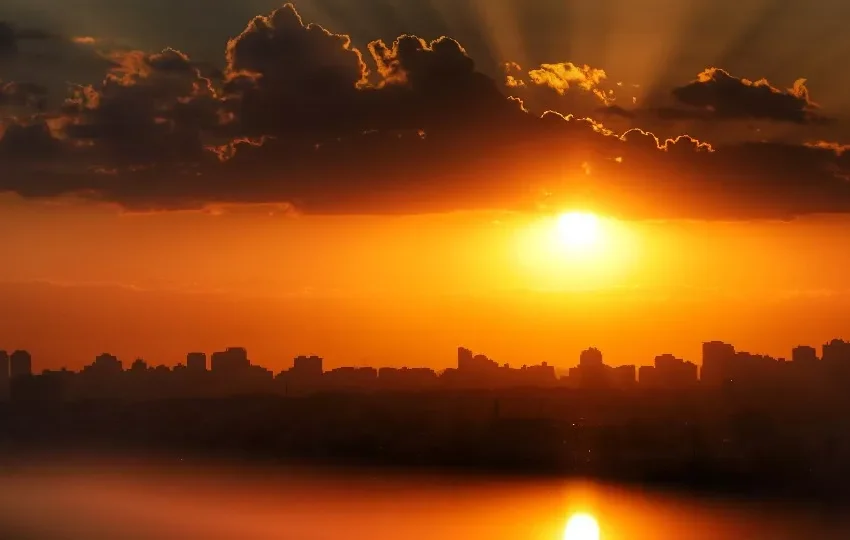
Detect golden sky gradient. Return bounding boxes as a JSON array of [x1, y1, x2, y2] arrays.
[[2, 194, 850, 371], [2, 1, 850, 370]]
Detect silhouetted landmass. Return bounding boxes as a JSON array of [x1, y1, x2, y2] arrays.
[[2, 341, 850, 501]]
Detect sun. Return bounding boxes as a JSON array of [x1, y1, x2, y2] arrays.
[[556, 212, 601, 251], [563, 513, 600, 540], [513, 210, 638, 290]]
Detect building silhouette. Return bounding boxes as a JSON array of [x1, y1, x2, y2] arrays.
[[457, 347, 474, 370], [377, 367, 438, 391], [86, 353, 123, 375], [701, 341, 736, 386], [640, 354, 698, 389], [5, 339, 850, 503], [823, 339, 850, 363], [9, 350, 32, 379], [281, 355, 324, 395], [324, 366, 378, 391], [3, 335, 850, 403], [131, 358, 149, 372], [611, 364, 636, 389], [569, 347, 610, 389], [292, 355, 323, 376], [792, 345, 819, 364], [211, 347, 250, 374], [822, 339, 850, 381], [187, 352, 207, 373], [787, 345, 821, 388], [451, 347, 556, 389], [0, 350, 8, 401]]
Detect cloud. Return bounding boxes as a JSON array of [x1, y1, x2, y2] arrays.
[[596, 104, 635, 119], [0, 21, 115, 110], [0, 81, 48, 110], [370, 35, 475, 88], [805, 141, 850, 156], [365, 34, 518, 132], [600, 68, 830, 131], [527, 62, 610, 103], [222, 3, 369, 138], [222, 4, 519, 137], [501, 60, 612, 106], [0, 4, 848, 220], [60, 47, 223, 167], [503, 62, 526, 89], [669, 68, 828, 124], [0, 120, 61, 160]]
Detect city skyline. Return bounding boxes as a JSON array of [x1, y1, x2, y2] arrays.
[[4, 336, 850, 389]]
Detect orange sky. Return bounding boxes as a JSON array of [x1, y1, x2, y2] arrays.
[[1, 194, 849, 372], [2, 2, 850, 371]]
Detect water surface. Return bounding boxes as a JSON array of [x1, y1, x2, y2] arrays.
[[0, 460, 846, 539]]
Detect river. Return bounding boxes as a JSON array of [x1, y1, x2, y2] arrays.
[[1, 459, 848, 539]]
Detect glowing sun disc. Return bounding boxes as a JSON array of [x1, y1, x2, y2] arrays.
[[563, 513, 600, 540], [556, 212, 601, 250]]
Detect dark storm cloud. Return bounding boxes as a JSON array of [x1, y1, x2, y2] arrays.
[[669, 68, 829, 124], [60, 47, 223, 166], [222, 4, 513, 138], [0, 120, 60, 159], [222, 4, 370, 138], [0, 3, 849, 220], [364, 34, 520, 132]]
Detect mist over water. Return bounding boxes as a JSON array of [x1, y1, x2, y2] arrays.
[[1, 458, 848, 540]]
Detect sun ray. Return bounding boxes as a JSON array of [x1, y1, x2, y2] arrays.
[[467, 0, 528, 71]]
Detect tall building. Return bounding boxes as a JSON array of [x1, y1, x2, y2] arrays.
[[0, 350, 9, 400], [292, 355, 323, 376], [211, 347, 250, 374], [455, 348, 499, 388], [701, 341, 735, 386], [792, 345, 819, 364], [9, 350, 32, 379], [130, 358, 149, 372], [186, 352, 207, 372], [611, 365, 637, 388], [789, 345, 821, 386], [822, 339, 850, 366], [822, 339, 850, 380], [652, 354, 698, 389], [89, 353, 123, 375], [457, 347, 474, 370], [285, 355, 324, 394], [574, 348, 609, 389], [579, 348, 603, 367], [638, 365, 657, 387]]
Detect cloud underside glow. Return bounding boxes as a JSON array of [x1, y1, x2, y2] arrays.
[[0, 4, 848, 219]]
